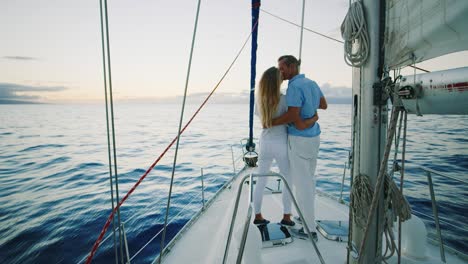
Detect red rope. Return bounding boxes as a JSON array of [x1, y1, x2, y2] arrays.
[[85, 20, 258, 264]]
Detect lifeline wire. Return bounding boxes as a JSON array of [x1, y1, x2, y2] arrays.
[[78, 172, 216, 264], [132, 174, 217, 262]]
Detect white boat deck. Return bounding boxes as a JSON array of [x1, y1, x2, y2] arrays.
[[161, 168, 467, 264]]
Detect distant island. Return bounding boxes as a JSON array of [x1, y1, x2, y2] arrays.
[[0, 100, 43, 104], [327, 97, 352, 104]]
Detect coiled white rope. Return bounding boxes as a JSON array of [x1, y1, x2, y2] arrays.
[[385, 174, 412, 222], [351, 173, 373, 228], [341, 0, 369, 67], [350, 171, 412, 231], [352, 106, 413, 263]]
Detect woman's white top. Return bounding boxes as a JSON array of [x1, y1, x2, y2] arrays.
[[256, 94, 288, 140]]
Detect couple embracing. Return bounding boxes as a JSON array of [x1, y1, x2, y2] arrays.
[[253, 55, 327, 237]]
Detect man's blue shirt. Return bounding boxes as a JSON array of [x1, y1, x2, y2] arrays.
[[286, 74, 323, 137]]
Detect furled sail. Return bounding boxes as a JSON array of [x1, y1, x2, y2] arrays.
[[384, 0, 468, 69], [398, 67, 468, 115]]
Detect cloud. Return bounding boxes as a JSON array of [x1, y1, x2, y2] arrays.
[[0, 83, 68, 102], [145, 91, 250, 104], [320, 83, 351, 97], [117, 83, 351, 105], [320, 83, 352, 104], [146, 84, 351, 104], [3, 56, 39, 61]]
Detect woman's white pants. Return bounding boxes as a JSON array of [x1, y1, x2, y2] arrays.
[[253, 136, 292, 215]]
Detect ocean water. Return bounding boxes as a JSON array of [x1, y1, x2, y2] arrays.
[[0, 103, 466, 263]]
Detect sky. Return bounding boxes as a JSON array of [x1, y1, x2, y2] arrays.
[[1, 0, 467, 104]]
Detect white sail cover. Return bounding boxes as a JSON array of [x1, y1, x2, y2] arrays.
[[399, 67, 468, 115], [385, 0, 468, 69]]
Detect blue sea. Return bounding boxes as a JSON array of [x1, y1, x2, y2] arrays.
[[0, 103, 466, 263]]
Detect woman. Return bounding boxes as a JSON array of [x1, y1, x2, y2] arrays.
[[253, 66, 318, 226]]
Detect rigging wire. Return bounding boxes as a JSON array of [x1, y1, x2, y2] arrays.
[[78, 170, 222, 264], [397, 110, 408, 264], [87, 3, 435, 263], [98, 0, 117, 261], [357, 106, 400, 263], [261, 9, 343, 44], [98, 0, 123, 262], [355, 104, 411, 263], [85, 13, 258, 264], [390, 103, 404, 261], [131, 175, 218, 261], [159, 0, 202, 260], [262, 7, 429, 73], [298, 0, 306, 66], [79, 175, 213, 263]]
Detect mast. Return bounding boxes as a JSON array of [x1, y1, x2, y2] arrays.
[[246, 0, 261, 154], [350, 0, 386, 263]]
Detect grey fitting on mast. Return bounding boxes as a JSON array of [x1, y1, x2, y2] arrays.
[[243, 139, 258, 167], [243, 150, 258, 167], [373, 77, 393, 106]]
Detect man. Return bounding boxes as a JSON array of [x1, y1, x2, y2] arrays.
[[272, 55, 327, 238]]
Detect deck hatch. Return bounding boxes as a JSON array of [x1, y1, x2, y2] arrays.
[[316, 220, 349, 242], [256, 223, 293, 248]]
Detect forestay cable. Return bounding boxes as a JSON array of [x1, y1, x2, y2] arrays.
[[85, 11, 258, 264]]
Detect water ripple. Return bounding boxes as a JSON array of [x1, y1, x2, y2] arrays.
[[20, 144, 67, 152], [0, 104, 466, 264]]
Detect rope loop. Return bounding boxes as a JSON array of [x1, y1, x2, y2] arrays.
[[341, 0, 370, 67]]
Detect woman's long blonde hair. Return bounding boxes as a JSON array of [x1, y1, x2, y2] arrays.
[[257, 67, 282, 128]]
